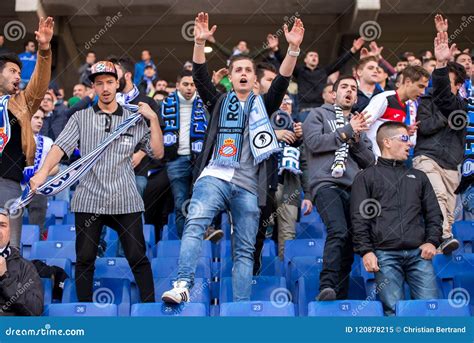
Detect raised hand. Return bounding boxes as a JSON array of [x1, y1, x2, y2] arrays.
[[434, 31, 456, 64], [351, 37, 365, 53], [35, 17, 54, 50], [212, 68, 229, 85], [434, 14, 448, 33], [369, 41, 383, 59], [194, 12, 217, 44], [283, 18, 304, 50], [266, 34, 279, 51]]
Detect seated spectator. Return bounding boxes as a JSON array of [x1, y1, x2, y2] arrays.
[[0, 208, 44, 316], [351, 121, 442, 316], [38, 91, 68, 141]]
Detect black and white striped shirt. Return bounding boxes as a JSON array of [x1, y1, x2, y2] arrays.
[[54, 104, 153, 214]]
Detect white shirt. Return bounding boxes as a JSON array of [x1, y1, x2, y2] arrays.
[[177, 91, 196, 156]]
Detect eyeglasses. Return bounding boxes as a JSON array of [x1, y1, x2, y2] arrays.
[[282, 98, 293, 105], [388, 134, 410, 142]]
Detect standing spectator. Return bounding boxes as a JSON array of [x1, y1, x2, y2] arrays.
[[454, 52, 472, 99], [352, 121, 442, 316], [321, 83, 335, 105], [38, 91, 68, 141], [275, 37, 365, 122], [78, 51, 96, 87], [25, 108, 59, 239], [134, 49, 155, 85], [363, 66, 430, 156], [413, 32, 469, 254], [0, 209, 44, 316], [303, 75, 375, 300], [72, 83, 87, 98], [352, 56, 383, 113], [155, 79, 168, 92], [423, 57, 437, 75], [0, 17, 53, 248], [138, 65, 157, 96], [18, 40, 37, 88], [161, 12, 303, 304]]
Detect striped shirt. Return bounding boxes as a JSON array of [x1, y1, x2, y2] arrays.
[[54, 104, 153, 214]]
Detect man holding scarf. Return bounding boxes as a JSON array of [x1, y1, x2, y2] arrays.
[[30, 61, 164, 303], [161, 12, 304, 304], [303, 76, 375, 301], [0, 17, 53, 248], [161, 70, 210, 239]]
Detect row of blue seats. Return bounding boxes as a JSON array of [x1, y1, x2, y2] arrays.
[[43, 299, 472, 317]]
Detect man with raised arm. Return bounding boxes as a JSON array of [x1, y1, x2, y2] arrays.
[[162, 12, 304, 304]]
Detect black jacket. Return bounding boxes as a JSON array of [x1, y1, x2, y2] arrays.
[[351, 157, 443, 257], [192, 62, 289, 206], [0, 248, 44, 316], [352, 86, 383, 114], [414, 67, 468, 170]]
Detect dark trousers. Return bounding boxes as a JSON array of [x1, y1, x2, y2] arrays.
[[314, 185, 353, 299], [253, 191, 276, 275], [74, 212, 155, 302]]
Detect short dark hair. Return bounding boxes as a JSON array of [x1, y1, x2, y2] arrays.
[[454, 52, 472, 62], [177, 69, 193, 83], [24, 39, 35, 48], [422, 57, 437, 64], [87, 51, 96, 56], [228, 55, 256, 74], [256, 62, 277, 82], [333, 75, 357, 91], [397, 56, 409, 63], [376, 121, 408, 151], [0, 53, 22, 71], [447, 62, 467, 85], [400, 65, 430, 83], [117, 57, 135, 79]]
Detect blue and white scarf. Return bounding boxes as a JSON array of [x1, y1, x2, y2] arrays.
[[458, 89, 474, 194], [9, 104, 142, 212], [210, 91, 279, 168], [162, 91, 207, 155], [270, 110, 301, 175], [21, 134, 45, 185], [116, 85, 140, 106], [0, 95, 11, 155]]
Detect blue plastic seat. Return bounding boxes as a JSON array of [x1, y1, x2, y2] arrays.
[[296, 222, 326, 239], [151, 256, 211, 279], [30, 241, 76, 262], [46, 200, 69, 223], [62, 213, 75, 225], [396, 299, 471, 316], [308, 300, 384, 316], [143, 224, 155, 246], [284, 239, 325, 267], [154, 277, 211, 314], [299, 209, 322, 224], [42, 278, 53, 307], [220, 257, 282, 278], [219, 276, 288, 303], [220, 239, 276, 259], [453, 221, 474, 253], [161, 225, 179, 241], [220, 301, 295, 316], [47, 225, 76, 241], [286, 256, 323, 290], [131, 302, 207, 317], [62, 278, 131, 316], [46, 303, 118, 316], [453, 273, 474, 314], [103, 227, 119, 257], [20, 224, 40, 259], [432, 253, 474, 297], [153, 240, 212, 259], [95, 258, 135, 282]]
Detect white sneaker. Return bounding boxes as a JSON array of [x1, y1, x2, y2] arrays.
[[161, 281, 190, 304]]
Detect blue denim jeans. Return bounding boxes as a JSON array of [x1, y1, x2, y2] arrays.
[[166, 155, 193, 238], [177, 176, 260, 301], [135, 175, 148, 199], [375, 249, 439, 316]]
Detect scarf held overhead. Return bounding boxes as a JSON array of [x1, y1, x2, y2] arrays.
[[9, 104, 142, 213], [162, 92, 207, 155], [210, 91, 279, 168]]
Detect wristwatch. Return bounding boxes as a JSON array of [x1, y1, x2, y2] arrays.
[[287, 48, 300, 57]]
